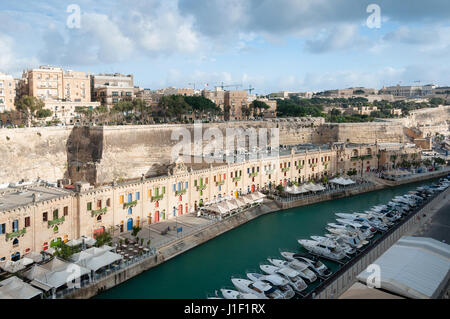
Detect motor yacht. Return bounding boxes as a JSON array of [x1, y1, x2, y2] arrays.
[[310, 235, 356, 255], [220, 289, 258, 299], [246, 273, 295, 299], [231, 278, 283, 299], [280, 251, 332, 277], [259, 264, 308, 293], [267, 258, 317, 283], [297, 239, 347, 261]]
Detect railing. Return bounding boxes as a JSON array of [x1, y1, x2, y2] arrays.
[[123, 200, 138, 208], [6, 228, 26, 239], [91, 207, 107, 217], [216, 180, 225, 186], [281, 167, 290, 172], [350, 156, 359, 161], [249, 172, 258, 178], [175, 189, 186, 196], [48, 216, 65, 227], [196, 184, 207, 191], [232, 176, 241, 182], [151, 194, 163, 202], [265, 169, 275, 175]]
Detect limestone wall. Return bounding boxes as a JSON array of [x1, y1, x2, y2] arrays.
[[0, 127, 72, 184], [0, 110, 444, 185]]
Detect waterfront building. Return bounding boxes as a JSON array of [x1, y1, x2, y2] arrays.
[[0, 73, 16, 112], [0, 142, 421, 261]]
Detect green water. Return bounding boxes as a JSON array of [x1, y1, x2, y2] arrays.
[[97, 179, 437, 299]]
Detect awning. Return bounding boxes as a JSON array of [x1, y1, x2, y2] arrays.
[[0, 277, 43, 299]]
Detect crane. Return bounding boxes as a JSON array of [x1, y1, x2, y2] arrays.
[[246, 85, 255, 95], [215, 82, 243, 91]]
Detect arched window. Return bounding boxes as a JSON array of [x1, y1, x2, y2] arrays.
[[12, 238, 19, 246], [97, 215, 102, 221]]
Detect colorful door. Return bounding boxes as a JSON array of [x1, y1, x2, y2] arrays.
[[155, 211, 159, 223], [234, 191, 238, 198], [251, 185, 255, 193], [178, 204, 183, 216], [127, 218, 133, 231]]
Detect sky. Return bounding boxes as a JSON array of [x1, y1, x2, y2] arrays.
[[1, 0, 450, 95]]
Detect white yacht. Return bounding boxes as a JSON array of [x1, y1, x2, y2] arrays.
[[280, 252, 332, 277], [220, 289, 258, 299], [231, 278, 283, 299], [259, 264, 308, 293], [246, 273, 295, 299], [337, 214, 388, 232], [267, 258, 317, 283], [311, 235, 356, 255], [326, 226, 369, 246], [335, 219, 375, 238], [298, 239, 347, 261]]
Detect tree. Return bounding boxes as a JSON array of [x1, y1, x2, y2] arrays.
[[240, 106, 252, 119], [35, 109, 53, 119], [15, 96, 45, 126], [250, 100, 270, 117]]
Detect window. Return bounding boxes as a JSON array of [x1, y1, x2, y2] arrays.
[[25, 217, 31, 228], [162, 186, 165, 194], [185, 182, 188, 189], [53, 209, 59, 220], [43, 212, 48, 222], [87, 202, 92, 210], [97, 200, 102, 209], [119, 195, 124, 204], [128, 193, 132, 202], [106, 199, 111, 207], [148, 189, 152, 198], [12, 220, 18, 232], [173, 184, 176, 192], [64, 206, 69, 216], [0, 224, 5, 234], [136, 192, 140, 200]]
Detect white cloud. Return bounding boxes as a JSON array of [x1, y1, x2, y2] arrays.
[[0, 33, 39, 75]]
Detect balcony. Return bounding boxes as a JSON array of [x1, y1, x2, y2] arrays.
[[281, 167, 290, 172], [232, 176, 241, 182], [6, 228, 26, 240], [48, 216, 65, 227], [216, 180, 225, 186], [151, 194, 163, 202], [196, 184, 207, 191], [249, 172, 258, 178], [123, 200, 138, 208], [175, 189, 187, 196], [265, 169, 274, 175], [296, 164, 304, 170], [350, 156, 359, 161], [91, 207, 107, 217]]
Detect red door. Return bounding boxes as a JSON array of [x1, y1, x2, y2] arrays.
[[178, 204, 183, 216], [155, 211, 159, 223], [251, 185, 255, 193]]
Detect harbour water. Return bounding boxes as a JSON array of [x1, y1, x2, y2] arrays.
[[97, 179, 437, 299]]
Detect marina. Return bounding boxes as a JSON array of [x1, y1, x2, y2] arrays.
[[97, 176, 448, 299]]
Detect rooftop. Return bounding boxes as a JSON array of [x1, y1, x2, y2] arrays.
[[0, 183, 72, 213]]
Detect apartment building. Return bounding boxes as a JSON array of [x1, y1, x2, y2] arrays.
[[91, 73, 134, 108], [224, 90, 248, 120], [202, 88, 225, 110], [22, 66, 90, 102], [0, 73, 15, 112]]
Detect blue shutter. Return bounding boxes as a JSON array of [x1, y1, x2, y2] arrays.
[[185, 181, 188, 189]]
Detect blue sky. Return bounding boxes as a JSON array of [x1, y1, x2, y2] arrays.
[[1, 0, 449, 94]]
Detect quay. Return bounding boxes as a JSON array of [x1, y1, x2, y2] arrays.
[[62, 168, 450, 299]]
